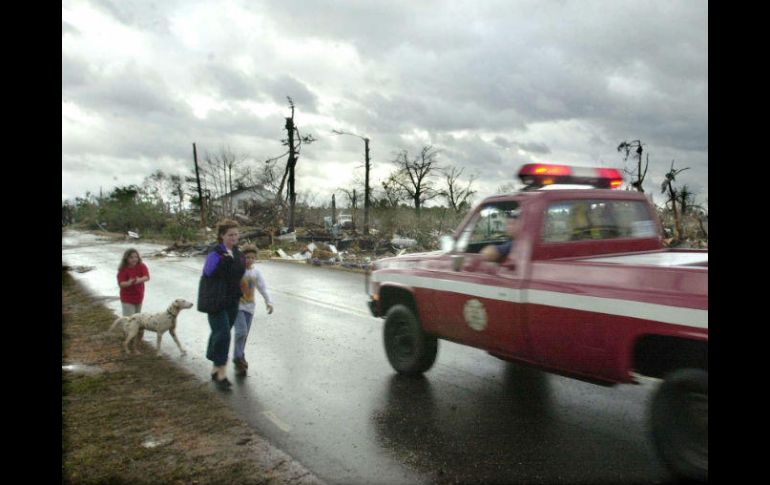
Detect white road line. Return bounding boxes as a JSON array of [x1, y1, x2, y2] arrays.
[[271, 288, 373, 319], [262, 410, 292, 432]]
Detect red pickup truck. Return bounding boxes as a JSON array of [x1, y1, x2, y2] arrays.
[[366, 163, 707, 482]]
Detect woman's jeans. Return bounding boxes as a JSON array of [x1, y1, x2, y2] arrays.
[[233, 310, 254, 362], [206, 303, 239, 367]]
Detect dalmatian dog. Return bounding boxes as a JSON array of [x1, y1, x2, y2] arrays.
[[109, 299, 194, 355]]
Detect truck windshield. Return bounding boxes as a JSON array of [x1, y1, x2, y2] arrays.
[[542, 199, 657, 242]]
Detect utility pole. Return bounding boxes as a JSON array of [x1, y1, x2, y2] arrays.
[[285, 113, 296, 232], [192, 142, 206, 228], [332, 130, 372, 235], [363, 137, 371, 236], [331, 193, 337, 224]]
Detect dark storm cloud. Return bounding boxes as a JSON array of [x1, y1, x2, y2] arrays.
[[263, 75, 319, 113], [342, 91, 527, 137], [493, 137, 551, 155], [197, 62, 262, 100], [266, 1, 706, 154], [434, 134, 523, 180], [62, 1, 706, 203], [64, 62, 190, 119], [252, 0, 478, 58], [199, 109, 286, 142], [196, 63, 319, 112]]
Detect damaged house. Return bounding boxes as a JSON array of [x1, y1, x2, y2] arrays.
[[211, 185, 276, 220]]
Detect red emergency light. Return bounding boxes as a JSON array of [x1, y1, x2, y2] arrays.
[[518, 163, 623, 189]]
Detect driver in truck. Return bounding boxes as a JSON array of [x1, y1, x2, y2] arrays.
[[480, 209, 522, 263]]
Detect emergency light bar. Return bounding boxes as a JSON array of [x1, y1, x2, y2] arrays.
[[518, 163, 623, 189]]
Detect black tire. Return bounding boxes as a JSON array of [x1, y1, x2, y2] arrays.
[[383, 304, 438, 375], [650, 368, 708, 483]]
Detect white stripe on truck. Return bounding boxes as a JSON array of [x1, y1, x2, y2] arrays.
[[371, 272, 707, 329]]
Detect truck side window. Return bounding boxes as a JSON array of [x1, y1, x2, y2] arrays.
[[457, 202, 520, 253], [542, 200, 657, 242]]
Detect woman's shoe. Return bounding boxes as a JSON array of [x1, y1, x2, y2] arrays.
[[214, 377, 232, 390]]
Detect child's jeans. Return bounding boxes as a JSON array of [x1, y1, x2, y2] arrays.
[[121, 302, 142, 316], [233, 310, 254, 361]]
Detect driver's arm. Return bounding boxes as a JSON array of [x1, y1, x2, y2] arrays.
[[480, 244, 500, 262], [481, 242, 509, 262]]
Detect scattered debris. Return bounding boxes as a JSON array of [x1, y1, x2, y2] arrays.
[[391, 235, 418, 248], [338, 214, 354, 230], [277, 232, 297, 243], [69, 265, 96, 273], [234, 213, 251, 225], [62, 363, 104, 375], [160, 242, 209, 257], [142, 435, 174, 449]]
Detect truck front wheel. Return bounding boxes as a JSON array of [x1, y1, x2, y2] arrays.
[[650, 368, 708, 483], [383, 304, 438, 375]]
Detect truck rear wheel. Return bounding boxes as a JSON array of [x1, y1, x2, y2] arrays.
[[650, 368, 708, 483], [383, 304, 438, 375]]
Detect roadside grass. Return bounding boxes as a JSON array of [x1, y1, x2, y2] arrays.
[[62, 271, 284, 485]]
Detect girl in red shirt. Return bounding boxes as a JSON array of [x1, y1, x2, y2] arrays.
[[117, 248, 150, 316]]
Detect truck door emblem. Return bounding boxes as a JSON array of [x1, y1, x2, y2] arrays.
[[463, 299, 488, 331]]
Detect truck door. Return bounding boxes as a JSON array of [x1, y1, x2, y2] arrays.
[[526, 198, 650, 376], [425, 202, 530, 356]]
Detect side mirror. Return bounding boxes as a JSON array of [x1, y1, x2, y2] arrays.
[[451, 254, 464, 272], [440, 235, 455, 253]]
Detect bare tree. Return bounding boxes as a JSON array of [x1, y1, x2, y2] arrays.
[[169, 174, 186, 213], [281, 97, 316, 231], [378, 173, 407, 208], [200, 145, 247, 218], [678, 185, 695, 216], [660, 160, 690, 242], [141, 169, 172, 211], [617, 139, 649, 192], [440, 165, 477, 212], [391, 145, 441, 215]]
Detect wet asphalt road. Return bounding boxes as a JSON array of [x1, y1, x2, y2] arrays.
[[62, 231, 674, 484]]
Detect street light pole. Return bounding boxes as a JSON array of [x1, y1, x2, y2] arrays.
[[332, 130, 371, 236]]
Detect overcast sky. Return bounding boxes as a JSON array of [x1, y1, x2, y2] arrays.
[[62, 0, 708, 209]]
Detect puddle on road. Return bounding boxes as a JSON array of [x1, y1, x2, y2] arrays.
[[66, 265, 96, 273], [62, 363, 104, 375]]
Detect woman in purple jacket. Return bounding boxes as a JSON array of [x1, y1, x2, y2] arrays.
[[197, 219, 246, 390]]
